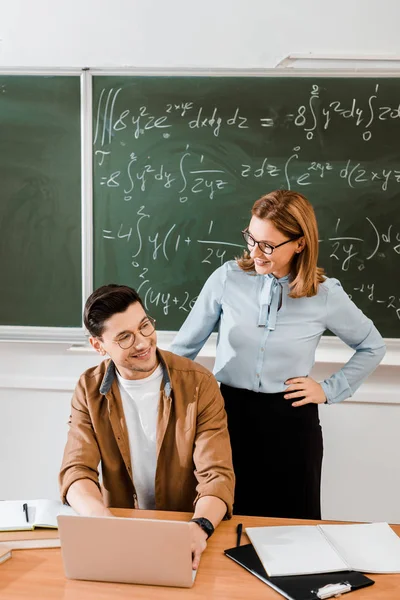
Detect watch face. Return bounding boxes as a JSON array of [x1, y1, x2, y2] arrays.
[[192, 517, 214, 538]]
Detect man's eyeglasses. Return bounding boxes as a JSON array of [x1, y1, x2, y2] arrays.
[[241, 229, 300, 256], [113, 316, 156, 349]]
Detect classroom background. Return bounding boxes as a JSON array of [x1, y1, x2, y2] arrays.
[[0, 0, 399, 523]]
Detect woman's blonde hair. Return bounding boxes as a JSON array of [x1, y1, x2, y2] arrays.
[[237, 190, 325, 297]]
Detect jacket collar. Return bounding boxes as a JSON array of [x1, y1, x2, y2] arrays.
[[99, 348, 172, 397]]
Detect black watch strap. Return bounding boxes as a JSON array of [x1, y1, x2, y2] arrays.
[[190, 517, 215, 539]]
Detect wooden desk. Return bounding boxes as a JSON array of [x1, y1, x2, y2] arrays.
[[1, 510, 400, 599]]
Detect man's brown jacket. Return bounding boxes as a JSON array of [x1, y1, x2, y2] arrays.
[[59, 350, 234, 516]]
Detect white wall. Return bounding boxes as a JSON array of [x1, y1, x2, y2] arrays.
[[1, 0, 400, 522], [1, 0, 400, 69]]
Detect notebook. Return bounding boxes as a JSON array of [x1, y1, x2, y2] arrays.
[[0, 538, 61, 550], [225, 544, 374, 600], [58, 514, 198, 588], [246, 522, 400, 577], [0, 500, 76, 531], [0, 545, 12, 565]]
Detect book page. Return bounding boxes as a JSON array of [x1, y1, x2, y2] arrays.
[[246, 525, 348, 576], [320, 522, 400, 573], [33, 500, 76, 528], [0, 502, 33, 532]]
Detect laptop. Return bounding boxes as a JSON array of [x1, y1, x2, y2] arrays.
[[57, 514, 198, 588]]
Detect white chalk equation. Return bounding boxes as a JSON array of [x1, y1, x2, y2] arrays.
[[291, 83, 382, 142], [93, 79, 400, 331], [94, 82, 400, 143], [350, 283, 400, 321], [129, 273, 400, 323], [102, 214, 400, 265], [136, 279, 198, 317], [102, 210, 242, 265], [96, 145, 400, 197], [99, 206, 400, 321]]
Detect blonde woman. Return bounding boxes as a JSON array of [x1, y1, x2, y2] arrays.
[[171, 190, 385, 519]]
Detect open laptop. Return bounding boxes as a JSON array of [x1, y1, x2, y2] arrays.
[[57, 514, 198, 588]]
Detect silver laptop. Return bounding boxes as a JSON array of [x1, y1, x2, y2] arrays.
[[57, 514, 198, 588]]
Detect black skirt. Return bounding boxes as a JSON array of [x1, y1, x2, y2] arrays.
[[221, 383, 323, 520]]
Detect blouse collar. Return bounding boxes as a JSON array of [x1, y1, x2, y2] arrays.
[[258, 273, 291, 330]]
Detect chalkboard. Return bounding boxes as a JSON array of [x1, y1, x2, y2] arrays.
[[92, 75, 400, 337], [0, 75, 82, 328]]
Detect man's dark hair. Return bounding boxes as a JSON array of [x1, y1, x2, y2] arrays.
[[84, 284, 144, 338]]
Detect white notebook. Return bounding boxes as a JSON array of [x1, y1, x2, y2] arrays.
[[246, 522, 400, 577], [0, 500, 76, 532], [0, 538, 61, 550]]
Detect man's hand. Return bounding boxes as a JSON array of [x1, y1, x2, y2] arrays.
[[66, 479, 113, 517], [284, 376, 327, 406], [188, 496, 227, 569], [189, 521, 208, 569]]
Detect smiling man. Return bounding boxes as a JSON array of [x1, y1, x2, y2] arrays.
[[59, 284, 234, 568]]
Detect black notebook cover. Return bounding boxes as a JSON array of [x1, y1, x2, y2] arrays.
[[225, 544, 375, 600]]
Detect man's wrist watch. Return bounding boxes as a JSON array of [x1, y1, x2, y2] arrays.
[[190, 517, 215, 539]]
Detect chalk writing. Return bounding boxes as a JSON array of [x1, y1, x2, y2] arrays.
[[93, 77, 400, 334]]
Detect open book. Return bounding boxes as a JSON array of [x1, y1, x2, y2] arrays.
[[246, 522, 400, 577], [0, 499, 76, 532]]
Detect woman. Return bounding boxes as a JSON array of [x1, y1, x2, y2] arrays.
[[170, 190, 386, 519]]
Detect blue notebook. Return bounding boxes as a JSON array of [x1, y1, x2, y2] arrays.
[[224, 544, 374, 600]]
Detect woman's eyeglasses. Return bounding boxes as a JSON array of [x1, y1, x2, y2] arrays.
[[241, 229, 300, 256]]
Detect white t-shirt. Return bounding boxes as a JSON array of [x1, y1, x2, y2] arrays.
[[117, 364, 163, 509]]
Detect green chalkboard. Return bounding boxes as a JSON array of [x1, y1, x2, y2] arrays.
[[93, 75, 400, 337], [0, 75, 82, 328]]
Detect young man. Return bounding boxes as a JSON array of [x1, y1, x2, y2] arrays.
[[59, 284, 234, 568]]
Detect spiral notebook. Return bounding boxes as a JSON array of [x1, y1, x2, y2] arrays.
[[225, 544, 374, 600]]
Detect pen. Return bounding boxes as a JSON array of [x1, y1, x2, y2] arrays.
[[22, 503, 29, 523], [236, 523, 243, 547]]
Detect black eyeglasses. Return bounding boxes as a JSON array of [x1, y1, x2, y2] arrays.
[[241, 229, 300, 256], [113, 316, 156, 349]]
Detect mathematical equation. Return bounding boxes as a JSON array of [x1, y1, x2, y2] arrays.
[[102, 207, 241, 264], [95, 145, 400, 199], [99, 204, 400, 322], [102, 210, 400, 264], [93, 79, 400, 332], [134, 277, 400, 323], [94, 82, 400, 145], [350, 283, 400, 322]]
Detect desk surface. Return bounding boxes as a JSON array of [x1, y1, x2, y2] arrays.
[[1, 510, 400, 599]]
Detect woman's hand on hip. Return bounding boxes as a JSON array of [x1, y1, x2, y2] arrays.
[[284, 377, 327, 406]]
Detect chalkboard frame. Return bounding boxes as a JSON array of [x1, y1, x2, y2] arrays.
[[1, 67, 399, 355]]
